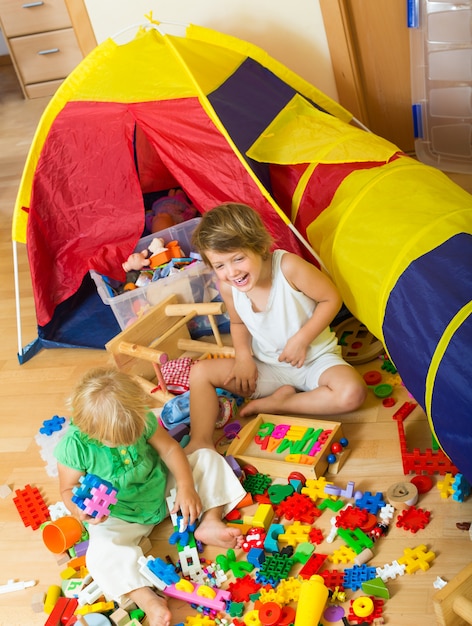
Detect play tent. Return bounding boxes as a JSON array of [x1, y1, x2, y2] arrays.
[[12, 24, 472, 480]]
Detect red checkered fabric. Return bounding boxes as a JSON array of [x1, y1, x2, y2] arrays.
[[160, 357, 194, 394]]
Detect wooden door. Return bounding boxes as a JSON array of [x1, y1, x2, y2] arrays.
[[320, 0, 414, 152]]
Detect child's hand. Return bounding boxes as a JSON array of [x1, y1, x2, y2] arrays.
[[278, 334, 308, 368], [171, 484, 202, 529], [224, 357, 258, 396], [75, 506, 108, 525]]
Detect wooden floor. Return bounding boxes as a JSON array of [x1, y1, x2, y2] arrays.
[[1, 62, 471, 626]]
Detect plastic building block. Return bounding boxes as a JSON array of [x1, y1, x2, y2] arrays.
[[320, 569, 346, 591], [0, 484, 12, 499], [247, 547, 266, 568], [227, 574, 262, 602], [43, 596, 75, 626], [255, 553, 294, 586], [77, 578, 103, 606], [264, 524, 284, 553], [329, 545, 356, 564], [147, 556, 180, 586], [294, 575, 329, 626], [243, 473, 273, 495], [361, 577, 390, 600], [44, 585, 62, 614], [72, 473, 118, 518], [275, 492, 321, 524], [343, 565, 378, 591], [267, 484, 294, 504], [302, 477, 335, 501], [336, 505, 369, 529], [355, 492, 386, 515], [216, 548, 254, 578], [395, 506, 431, 533], [278, 521, 312, 547], [347, 596, 384, 624], [452, 473, 472, 502], [251, 503, 275, 530], [164, 580, 231, 612], [316, 497, 344, 514], [13, 484, 50, 530], [393, 402, 459, 475], [298, 553, 328, 579], [375, 560, 406, 582], [437, 473, 455, 499], [397, 544, 436, 574], [0, 579, 36, 594], [292, 541, 315, 564], [40, 415, 66, 435], [337, 527, 374, 554]]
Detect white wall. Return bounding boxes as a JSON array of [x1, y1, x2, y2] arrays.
[[83, 0, 338, 100], [0, 30, 8, 55]]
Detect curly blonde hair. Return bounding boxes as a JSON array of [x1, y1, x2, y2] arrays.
[[68, 368, 151, 446], [192, 203, 273, 265]]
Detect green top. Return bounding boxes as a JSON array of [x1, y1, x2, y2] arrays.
[[54, 412, 168, 524]]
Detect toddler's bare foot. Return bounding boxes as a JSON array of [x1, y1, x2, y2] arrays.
[[239, 385, 297, 417], [183, 439, 216, 456], [127, 586, 171, 626], [195, 516, 243, 549]]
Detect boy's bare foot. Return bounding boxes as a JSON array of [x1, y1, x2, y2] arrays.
[[239, 385, 297, 417], [127, 586, 171, 626], [195, 516, 243, 549]]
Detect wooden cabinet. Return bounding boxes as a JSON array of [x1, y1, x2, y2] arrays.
[[0, 0, 96, 98]]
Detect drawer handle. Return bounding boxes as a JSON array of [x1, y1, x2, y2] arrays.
[[22, 1, 45, 7], [38, 48, 60, 55]]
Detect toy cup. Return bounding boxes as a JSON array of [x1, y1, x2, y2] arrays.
[[42, 516, 83, 553]]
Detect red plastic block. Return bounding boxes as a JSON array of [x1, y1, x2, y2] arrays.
[[396, 506, 431, 533], [13, 484, 50, 530]]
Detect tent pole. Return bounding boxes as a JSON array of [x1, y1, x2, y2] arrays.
[[12, 240, 25, 358], [286, 221, 328, 274]]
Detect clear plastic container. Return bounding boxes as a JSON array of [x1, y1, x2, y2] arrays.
[[409, 0, 472, 173], [90, 218, 225, 331]]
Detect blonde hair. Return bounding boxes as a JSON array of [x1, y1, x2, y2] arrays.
[[69, 367, 150, 446], [192, 203, 273, 265]]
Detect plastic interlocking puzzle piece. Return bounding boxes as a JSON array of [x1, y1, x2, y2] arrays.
[[397, 544, 436, 574], [278, 521, 311, 547], [395, 506, 431, 533], [39, 415, 66, 435], [147, 557, 180, 586], [13, 484, 50, 530], [243, 473, 273, 495], [308, 526, 324, 545], [336, 505, 369, 529], [343, 564, 378, 591], [227, 574, 262, 602], [216, 548, 254, 578], [255, 553, 294, 586], [72, 473, 118, 518], [437, 473, 455, 499], [355, 491, 386, 515], [375, 560, 406, 582], [275, 492, 321, 524], [329, 544, 356, 564], [452, 473, 472, 502], [337, 527, 374, 554], [302, 477, 335, 501], [320, 569, 345, 590]]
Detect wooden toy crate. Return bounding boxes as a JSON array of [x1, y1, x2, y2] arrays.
[[226, 413, 344, 479]]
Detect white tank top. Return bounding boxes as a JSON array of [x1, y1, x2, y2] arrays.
[[232, 250, 338, 366]]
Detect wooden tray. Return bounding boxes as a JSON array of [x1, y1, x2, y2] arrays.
[[226, 413, 344, 479]]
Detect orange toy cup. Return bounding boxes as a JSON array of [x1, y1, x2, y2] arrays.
[[42, 516, 83, 553]]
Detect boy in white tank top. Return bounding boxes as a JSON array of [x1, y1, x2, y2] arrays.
[[185, 203, 367, 454]]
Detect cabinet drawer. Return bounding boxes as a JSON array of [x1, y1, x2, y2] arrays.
[[0, 0, 71, 37], [9, 28, 82, 84]]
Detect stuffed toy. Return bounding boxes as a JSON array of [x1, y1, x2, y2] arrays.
[[145, 188, 198, 233]]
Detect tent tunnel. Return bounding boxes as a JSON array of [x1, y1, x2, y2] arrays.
[[11, 24, 472, 481]]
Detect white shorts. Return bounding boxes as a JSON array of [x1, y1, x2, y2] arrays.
[[85, 449, 246, 602], [252, 346, 349, 398]]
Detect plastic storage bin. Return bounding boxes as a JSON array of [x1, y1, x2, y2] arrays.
[[90, 218, 226, 331], [408, 0, 472, 173]]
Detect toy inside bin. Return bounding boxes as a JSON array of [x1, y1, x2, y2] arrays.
[[90, 218, 229, 333]]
